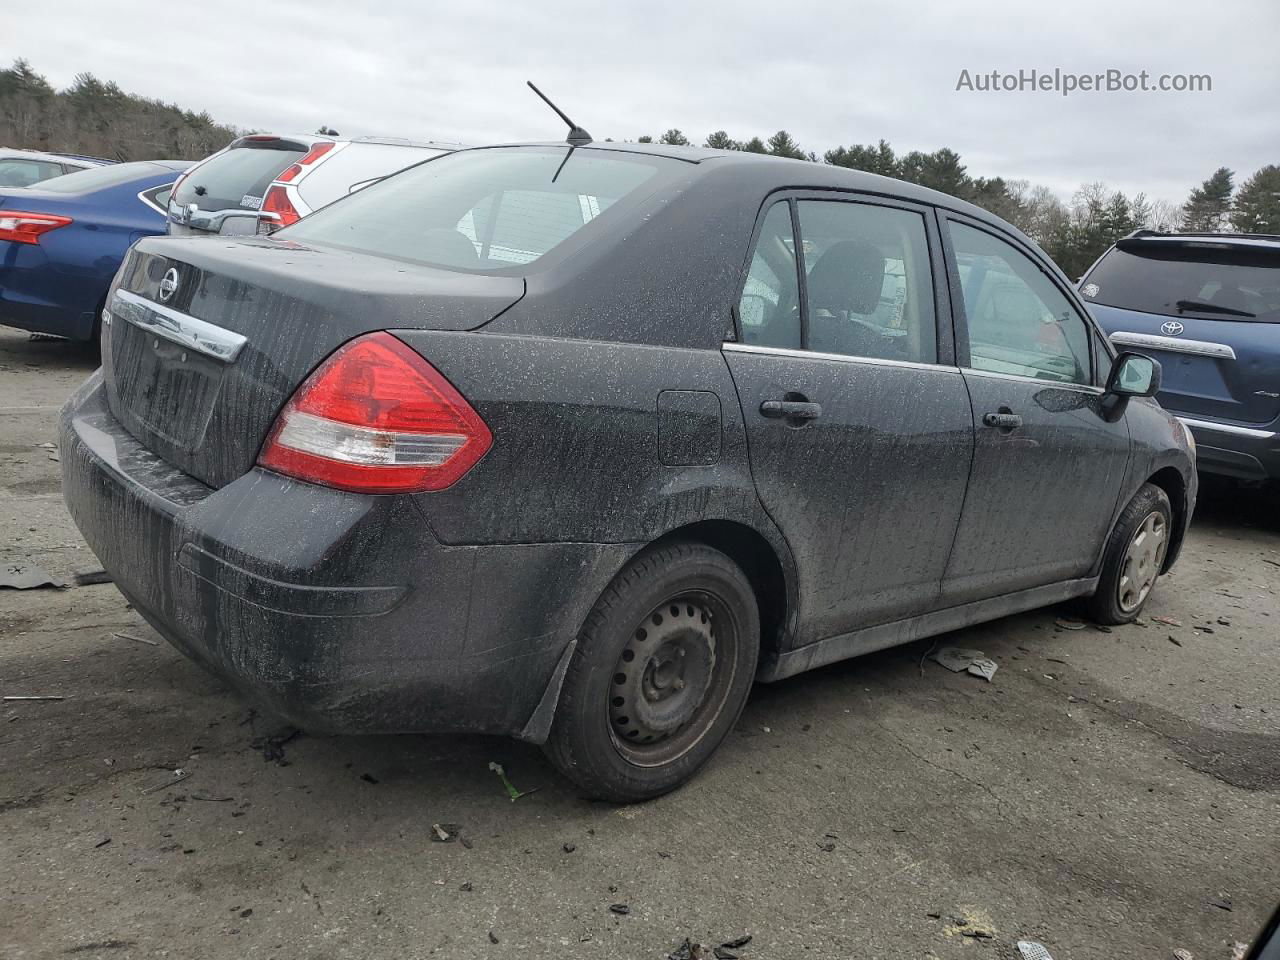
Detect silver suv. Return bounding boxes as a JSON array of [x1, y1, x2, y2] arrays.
[[166, 134, 462, 236]]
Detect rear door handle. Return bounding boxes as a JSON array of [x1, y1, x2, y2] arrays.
[[982, 412, 1023, 430], [761, 400, 822, 420]]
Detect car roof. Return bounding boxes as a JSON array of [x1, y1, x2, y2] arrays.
[[462, 141, 1011, 229], [0, 147, 110, 166], [1118, 230, 1280, 250]]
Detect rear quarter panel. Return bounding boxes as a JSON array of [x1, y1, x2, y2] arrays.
[[396, 329, 782, 549]]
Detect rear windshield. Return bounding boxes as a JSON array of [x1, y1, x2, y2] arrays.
[[281, 147, 678, 272], [172, 143, 306, 212], [34, 162, 162, 193], [1082, 242, 1280, 322]]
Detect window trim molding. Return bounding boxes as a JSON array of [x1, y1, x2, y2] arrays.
[[723, 340, 962, 374]]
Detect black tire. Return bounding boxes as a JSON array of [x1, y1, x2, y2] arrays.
[[1085, 483, 1173, 625], [543, 541, 760, 802]]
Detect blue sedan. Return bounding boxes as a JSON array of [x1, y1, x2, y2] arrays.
[[0, 159, 192, 341]]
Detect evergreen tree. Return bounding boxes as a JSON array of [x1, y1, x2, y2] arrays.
[[824, 139, 897, 176], [1229, 165, 1280, 233], [1180, 167, 1234, 232], [740, 136, 768, 154], [658, 128, 690, 146], [703, 130, 739, 150], [765, 130, 808, 160], [636, 135, 653, 143]]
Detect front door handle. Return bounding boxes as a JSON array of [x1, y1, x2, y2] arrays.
[[761, 399, 822, 420], [982, 412, 1023, 430]]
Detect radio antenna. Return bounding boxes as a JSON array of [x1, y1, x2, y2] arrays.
[[527, 81, 593, 146]]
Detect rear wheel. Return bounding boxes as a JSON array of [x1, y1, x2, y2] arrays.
[[1085, 483, 1172, 624], [543, 541, 759, 802]]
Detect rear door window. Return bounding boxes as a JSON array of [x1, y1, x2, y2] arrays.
[[950, 221, 1093, 385], [172, 143, 306, 212], [1082, 242, 1280, 322], [284, 147, 678, 273], [796, 200, 937, 363]]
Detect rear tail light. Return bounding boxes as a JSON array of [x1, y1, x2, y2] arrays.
[[258, 332, 492, 493], [276, 141, 335, 183], [0, 211, 73, 245], [260, 185, 301, 231]]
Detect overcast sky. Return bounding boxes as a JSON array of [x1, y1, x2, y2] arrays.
[[7, 0, 1278, 204]]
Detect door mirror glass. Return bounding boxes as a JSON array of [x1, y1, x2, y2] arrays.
[[1107, 352, 1161, 397]]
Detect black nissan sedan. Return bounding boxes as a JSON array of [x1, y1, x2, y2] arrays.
[[60, 141, 1196, 802]]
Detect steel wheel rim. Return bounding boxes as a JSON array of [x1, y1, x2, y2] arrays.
[[1117, 510, 1168, 612], [607, 590, 740, 767]]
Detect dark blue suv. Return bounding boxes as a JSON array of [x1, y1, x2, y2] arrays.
[[1082, 232, 1280, 482]]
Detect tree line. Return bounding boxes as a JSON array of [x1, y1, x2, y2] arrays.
[[3, 59, 1275, 279], [638, 127, 1279, 278], [0, 59, 239, 163]]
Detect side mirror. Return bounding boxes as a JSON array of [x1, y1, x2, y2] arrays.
[[1106, 351, 1162, 397]]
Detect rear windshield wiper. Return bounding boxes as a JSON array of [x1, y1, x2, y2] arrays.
[[1175, 299, 1256, 318]]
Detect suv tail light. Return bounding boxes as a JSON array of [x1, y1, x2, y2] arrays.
[[276, 141, 336, 183], [260, 185, 301, 230], [258, 332, 492, 493], [0, 211, 73, 245]]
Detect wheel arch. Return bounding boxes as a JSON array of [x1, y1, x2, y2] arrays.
[[1145, 466, 1187, 572], [643, 520, 794, 670]]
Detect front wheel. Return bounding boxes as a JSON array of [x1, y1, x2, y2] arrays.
[[543, 541, 759, 802], [1085, 483, 1173, 624]]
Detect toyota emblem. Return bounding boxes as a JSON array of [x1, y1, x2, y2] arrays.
[[1160, 320, 1184, 336], [159, 267, 180, 302]]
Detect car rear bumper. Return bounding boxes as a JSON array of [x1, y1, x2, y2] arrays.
[[1177, 415, 1280, 481], [59, 372, 633, 739]]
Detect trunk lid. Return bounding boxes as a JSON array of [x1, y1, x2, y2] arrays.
[[101, 235, 524, 488], [1088, 302, 1280, 425]]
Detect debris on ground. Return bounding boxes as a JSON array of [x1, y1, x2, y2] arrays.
[[1208, 895, 1233, 911], [669, 936, 751, 959], [487, 930, 499, 944], [943, 913, 997, 941], [489, 761, 536, 800], [250, 727, 299, 765], [141, 768, 189, 795], [563, 842, 576, 853], [1152, 615, 1183, 627], [190, 793, 232, 802], [73, 567, 112, 586], [112, 631, 159, 646], [608, 903, 630, 915], [2, 695, 66, 702], [817, 840, 836, 852], [1232, 942, 1249, 960], [0, 561, 66, 590], [94, 837, 111, 848], [431, 823, 462, 843], [1017, 942, 1054, 960], [1172, 949, 1193, 960], [1168, 635, 1183, 646], [359, 773, 379, 784], [1054, 618, 1087, 630], [931, 647, 998, 681]]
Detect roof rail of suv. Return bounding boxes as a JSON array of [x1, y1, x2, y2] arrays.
[[348, 136, 469, 150], [1123, 229, 1280, 244]]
